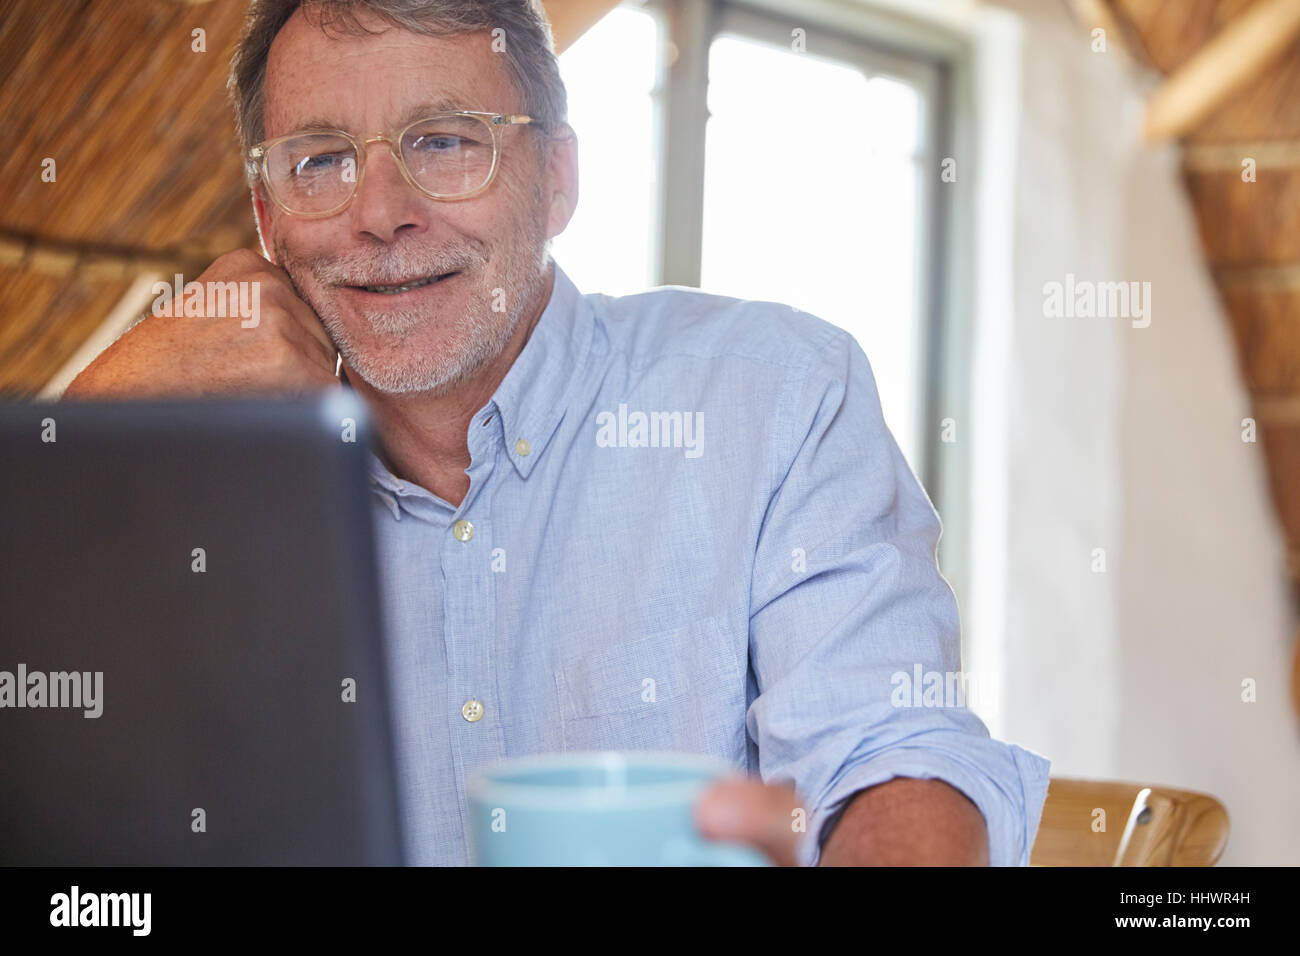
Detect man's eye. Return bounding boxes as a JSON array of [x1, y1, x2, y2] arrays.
[[411, 134, 465, 153], [292, 152, 347, 175]]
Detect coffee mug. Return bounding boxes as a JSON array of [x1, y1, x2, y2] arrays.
[[467, 750, 772, 866]]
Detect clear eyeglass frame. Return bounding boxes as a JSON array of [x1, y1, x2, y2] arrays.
[[246, 110, 534, 218]]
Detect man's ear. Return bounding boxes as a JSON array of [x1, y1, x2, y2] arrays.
[[544, 123, 579, 242], [250, 187, 276, 263]]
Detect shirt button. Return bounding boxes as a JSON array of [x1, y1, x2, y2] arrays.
[[452, 519, 474, 542], [462, 699, 484, 722], [515, 438, 531, 456]]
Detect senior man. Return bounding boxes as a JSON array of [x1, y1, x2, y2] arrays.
[[66, 0, 1049, 866]]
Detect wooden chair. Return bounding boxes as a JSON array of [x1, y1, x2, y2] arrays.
[[1030, 778, 1229, 866]]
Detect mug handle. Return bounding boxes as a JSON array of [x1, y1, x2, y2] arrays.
[[664, 837, 771, 867]]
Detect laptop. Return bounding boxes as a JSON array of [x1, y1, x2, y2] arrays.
[[0, 392, 404, 865]]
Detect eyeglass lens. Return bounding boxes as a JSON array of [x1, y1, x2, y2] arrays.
[[263, 114, 497, 213]]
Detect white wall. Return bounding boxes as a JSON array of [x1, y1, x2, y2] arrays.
[[958, 0, 1300, 864]]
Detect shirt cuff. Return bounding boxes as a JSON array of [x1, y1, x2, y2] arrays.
[[801, 742, 1052, 867]]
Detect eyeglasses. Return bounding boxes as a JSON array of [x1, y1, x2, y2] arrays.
[[247, 111, 534, 218]]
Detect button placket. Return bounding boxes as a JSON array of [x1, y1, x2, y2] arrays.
[[440, 510, 504, 855]]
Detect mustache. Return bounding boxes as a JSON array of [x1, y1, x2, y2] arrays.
[[280, 243, 484, 287]]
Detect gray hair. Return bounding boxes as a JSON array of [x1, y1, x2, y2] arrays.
[[229, 0, 568, 160]]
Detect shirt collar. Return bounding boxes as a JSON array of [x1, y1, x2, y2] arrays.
[[362, 258, 593, 505]]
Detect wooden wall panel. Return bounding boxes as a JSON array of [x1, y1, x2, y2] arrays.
[[1183, 167, 1300, 265]]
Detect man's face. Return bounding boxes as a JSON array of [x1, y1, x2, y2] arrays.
[[258, 10, 561, 395]]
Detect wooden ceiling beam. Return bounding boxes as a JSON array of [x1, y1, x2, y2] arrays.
[[0, 230, 221, 282], [1145, 0, 1300, 142], [1182, 139, 1300, 171], [1212, 262, 1300, 292], [542, 0, 624, 54]]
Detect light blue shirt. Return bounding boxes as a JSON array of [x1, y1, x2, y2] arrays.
[[366, 259, 1050, 866]]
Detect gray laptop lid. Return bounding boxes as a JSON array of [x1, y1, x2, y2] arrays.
[[0, 392, 403, 865]]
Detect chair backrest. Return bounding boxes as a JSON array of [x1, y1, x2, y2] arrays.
[[1030, 777, 1229, 866]]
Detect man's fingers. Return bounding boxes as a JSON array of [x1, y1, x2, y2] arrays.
[[278, 289, 337, 365], [257, 273, 337, 369], [693, 776, 804, 867], [211, 251, 337, 370], [285, 336, 344, 388], [271, 300, 338, 375]]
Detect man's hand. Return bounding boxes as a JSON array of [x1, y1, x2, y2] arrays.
[[694, 776, 804, 866], [63, 249, 339, 399], [694, 775, 990, 866]]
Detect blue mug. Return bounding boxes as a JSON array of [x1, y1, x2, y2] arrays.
[[468, 751, 772, 866]]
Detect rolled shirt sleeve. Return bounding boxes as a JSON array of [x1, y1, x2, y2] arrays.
[[746, 326, 1050, 866]]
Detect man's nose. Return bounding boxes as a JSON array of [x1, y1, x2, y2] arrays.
[[349, 141, 430, 244]]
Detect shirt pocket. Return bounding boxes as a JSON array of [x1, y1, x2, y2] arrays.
[[554, 615, 749, 761]]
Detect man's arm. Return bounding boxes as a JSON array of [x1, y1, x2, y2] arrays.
[[732, 316, 1049, 867], [819, 777, 989, 866], [62, 249, 337, 399], [694, 774, 989, 866]]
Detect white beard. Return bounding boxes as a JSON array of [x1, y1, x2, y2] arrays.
[[276, 203, 551, 396], [324, 277, 523, 395]]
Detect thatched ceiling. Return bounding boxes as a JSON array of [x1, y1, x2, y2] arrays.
[[0, 0, 256, 393]]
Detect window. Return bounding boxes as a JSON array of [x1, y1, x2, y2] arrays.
[[700, 33, 931, 473], [553, 5, 662, 297]]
